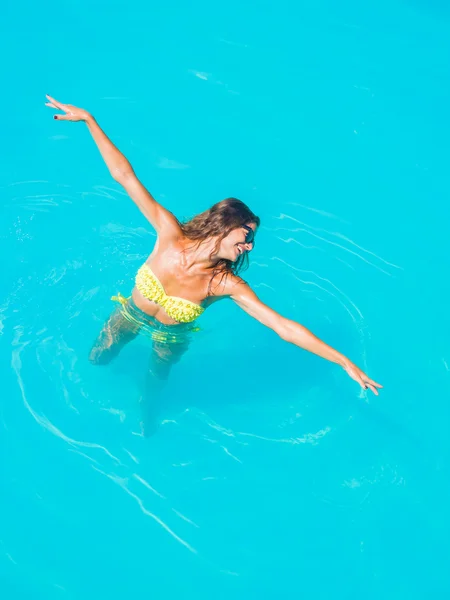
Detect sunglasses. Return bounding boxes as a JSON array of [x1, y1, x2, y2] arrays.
[[243, 225, 255, 245]]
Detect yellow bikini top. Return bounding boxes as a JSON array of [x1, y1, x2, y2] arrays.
[[135, 264, 204, 323]]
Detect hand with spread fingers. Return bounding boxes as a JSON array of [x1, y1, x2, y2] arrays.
[[45, 95, 92, 123]]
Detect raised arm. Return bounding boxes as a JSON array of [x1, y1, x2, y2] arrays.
[[228, 280, 382, 395], [46, 95, 181, 237]]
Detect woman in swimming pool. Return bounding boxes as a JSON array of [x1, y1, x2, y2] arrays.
[[46, 95, 381, 426]]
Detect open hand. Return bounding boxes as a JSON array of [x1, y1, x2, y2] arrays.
[[45, 95, 92, 122], [344, 361, 382, 395]]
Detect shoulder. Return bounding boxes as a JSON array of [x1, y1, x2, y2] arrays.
[[156, 230, 186, 254], [157, 214, 184, 242], [209, 271, 250, 299]]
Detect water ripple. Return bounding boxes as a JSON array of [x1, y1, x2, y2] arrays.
[[92, 466, 197, 554], [221, 446, 242, 463], [12, 329, 123, 465], [132, 474, 166, 499], [272, 256, 364, 320], [272, 213, 402, 275], [236, 427, 331, 445], [172, 509, 200, 528], [285, 202, 350, 223]]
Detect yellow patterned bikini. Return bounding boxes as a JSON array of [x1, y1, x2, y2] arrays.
[[133, 263, 204, 324]]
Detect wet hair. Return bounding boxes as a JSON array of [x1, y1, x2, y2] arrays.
[[180, 197, 260, 290]]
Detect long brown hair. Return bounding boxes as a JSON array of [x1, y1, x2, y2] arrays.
[[180, 198, 260, 290]]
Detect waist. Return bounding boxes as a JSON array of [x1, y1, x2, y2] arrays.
[[131, 288, 187, 326], [114, 294, 198, 342]]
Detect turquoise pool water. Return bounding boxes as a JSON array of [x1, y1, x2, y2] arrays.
[[2, 0, 450, 597]]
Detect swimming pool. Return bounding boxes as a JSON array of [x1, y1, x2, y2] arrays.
[[2, 0, 450, 597]]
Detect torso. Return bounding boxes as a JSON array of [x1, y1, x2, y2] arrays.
[[131, 235, 227, 324]]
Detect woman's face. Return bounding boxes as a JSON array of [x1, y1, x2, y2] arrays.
[[217, 222, 257, 262]]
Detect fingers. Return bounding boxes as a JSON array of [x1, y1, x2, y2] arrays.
[[46, 95, 65, 110], [346, 364, 382, 396], [358, 369, 383, 389], [369, 379, 383, 389], [46, 95, 71, 120], [357, 380, 375, 396], [363, 376, 383, 389], [358, 378, 379, 396]]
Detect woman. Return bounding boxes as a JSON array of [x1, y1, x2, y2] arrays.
[[46, 95, 381, 427]]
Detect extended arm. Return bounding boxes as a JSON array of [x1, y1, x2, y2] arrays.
[[46, 95, 181, 237], [229, 281, 382, 395]]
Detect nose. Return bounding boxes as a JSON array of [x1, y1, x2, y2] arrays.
[[244, 241, 254, 251]]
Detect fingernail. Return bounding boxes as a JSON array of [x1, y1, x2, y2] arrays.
[[53, 115, 58, 120]]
